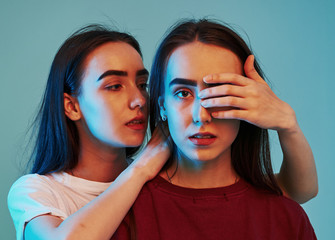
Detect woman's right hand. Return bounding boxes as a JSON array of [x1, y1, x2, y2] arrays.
[[131, 125, 171, 181], [22, 126, 171, 240]]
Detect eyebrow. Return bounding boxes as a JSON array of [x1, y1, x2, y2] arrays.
[[136, 69, 149, 77], [97, 69, 149, 81], [169, 77, 226, 89], [169, 78, 197, 87]]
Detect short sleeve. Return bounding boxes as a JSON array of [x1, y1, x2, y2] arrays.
[[7, 174, 67, 240]]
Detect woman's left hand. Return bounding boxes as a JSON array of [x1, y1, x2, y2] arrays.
[[199, 55, 297, 133]]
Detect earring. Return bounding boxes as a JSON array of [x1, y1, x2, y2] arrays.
[[162, 115, 167, 121]]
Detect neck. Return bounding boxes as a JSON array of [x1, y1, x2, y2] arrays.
[[163, 150, 238, 188], [71, 133, 128, 183]]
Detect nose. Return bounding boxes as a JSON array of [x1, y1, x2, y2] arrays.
[[192, 97, 212, 125], [129, 86, 147, 109]]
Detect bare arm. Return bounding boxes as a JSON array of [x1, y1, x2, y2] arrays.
[[24, 127, 170, 240], [199, 55, 318, 204], [276, 120, 318, 204]]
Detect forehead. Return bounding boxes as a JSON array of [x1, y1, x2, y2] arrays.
[[83, 42, 144, 75], [165, 41, 242, 82]]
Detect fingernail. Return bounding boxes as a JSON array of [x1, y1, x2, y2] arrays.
[[203, 75, 212, 82], [211, 112, 218, 117], [200, 100, 207, 107]]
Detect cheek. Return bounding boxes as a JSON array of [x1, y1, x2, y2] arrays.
[[142, 92, 149, 116], [79, 96, 101, 124], [165, 103, 191, 142], [221, 120, 240, 141], [80, 94, 119, 130], [166, 108, 182, 135]]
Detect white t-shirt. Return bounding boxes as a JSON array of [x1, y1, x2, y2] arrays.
[[7, 172, 113, 240]]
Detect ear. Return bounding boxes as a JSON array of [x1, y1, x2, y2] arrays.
[[158, 96, 167, 120], [64, 93, 81, 121]]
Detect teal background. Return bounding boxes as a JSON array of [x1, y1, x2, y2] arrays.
[[1, 0, 334, 239]]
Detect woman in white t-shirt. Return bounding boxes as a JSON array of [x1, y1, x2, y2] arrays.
[[8, 24, 317, 240], [8, 25, 170, 240]]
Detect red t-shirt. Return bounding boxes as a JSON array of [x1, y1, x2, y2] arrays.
[[113, 176, 316, 240]]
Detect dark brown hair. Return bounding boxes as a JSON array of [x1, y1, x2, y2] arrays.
[[149, 19, 282, 195], [30, 24, 143, 174]]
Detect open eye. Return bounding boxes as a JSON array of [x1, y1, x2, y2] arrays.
[[105, 84, 122, 91], [175, 90, 192, 99], [138, 82, 148, 91]]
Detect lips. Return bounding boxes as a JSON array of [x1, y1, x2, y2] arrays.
[[125, 116, 146, 130], [189, 132, 217, 146]]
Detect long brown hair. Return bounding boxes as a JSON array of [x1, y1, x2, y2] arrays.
[[29, 24, 143, 174], [149, 19, 282, 195]]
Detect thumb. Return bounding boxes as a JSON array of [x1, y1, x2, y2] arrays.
[[244, 55, 264, 83]]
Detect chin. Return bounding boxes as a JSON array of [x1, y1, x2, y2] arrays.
[[190, 154, 219, 162], [124, 137, 145, 147], [179, 149, 220, 162]]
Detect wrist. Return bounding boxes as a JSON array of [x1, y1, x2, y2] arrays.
[[277, 118, 302, 142], [128, 155, 154, 183], [277, 103, 299, 134]]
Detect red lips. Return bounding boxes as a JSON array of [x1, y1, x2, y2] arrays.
[[188, 132, 217, 146], [125, 116, 146, 130]]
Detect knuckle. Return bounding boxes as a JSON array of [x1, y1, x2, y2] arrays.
[[248, 88, 259, 97], [225, 85, 233, 94], [232, 74, 241, 82], [227, 97, 235, 106], [211, 98, 217, 106], [206, 88, 213, 95], [231, 74, 238, 82], [230, 110, 239, 118], [249, 101, 258, 109]]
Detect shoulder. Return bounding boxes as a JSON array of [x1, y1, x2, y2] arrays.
[[11, 173, 54, 185], [133, 175, 169, 201], [247, 184, 316, 235], [9, 174, 51, 197], [271, 194, 312, 225], [8, 173, 65, 198], [7, 172, 76, 216], [7, 173, 67, 212], [7, 173, 70, 239], [246, 184, 304, 213], [271, 195, 316, 238], [253, 186, 304, 209]]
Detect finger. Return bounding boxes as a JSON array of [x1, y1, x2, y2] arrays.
[[201, 96, 247, 109], [203, 72, 249, 86], [244, 55, 264, 83], [212, 109, 268, 129], [211, 109, 248, 120], [211, 110, 260, 127], [199, 84, 244, 99]]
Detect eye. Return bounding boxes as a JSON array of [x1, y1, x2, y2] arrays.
[[175, 90, 192, 99], [105, 84, 122, 91], [138, 82, 148, 91]]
